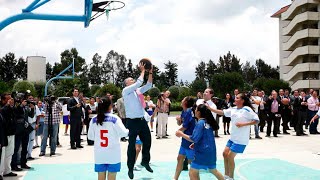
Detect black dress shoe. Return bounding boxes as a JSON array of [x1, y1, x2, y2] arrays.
[[316, 132, 320, 134], [3, 172, 17, 177], [21, 164, 31, 169], [273, 135, 278, 137], [0, 175, 3, 180], [27, 157, 35, 160], [265, 135, 270, 137], [50, 152, 56, 156], [141, 163, 153, 173], [12, 166, 23, 171], [39, 152, 45, 156], [76, 145, 84, 148], [71, 146, 77, 149], [128, 170, 134, 179], [296, 133, 302, 136]]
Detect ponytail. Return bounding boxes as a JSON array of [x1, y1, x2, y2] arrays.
[[96, 97, 112, 126], [196, 104, 219, 131]]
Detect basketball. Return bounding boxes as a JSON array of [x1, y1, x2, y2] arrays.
[[139, 58, 152, 71], [281, 98, 290, 105]]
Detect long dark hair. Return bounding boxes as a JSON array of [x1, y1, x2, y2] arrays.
[[96, 97, 112, 126], [238, 93, 254, 110], [196, 104, 219, 131]]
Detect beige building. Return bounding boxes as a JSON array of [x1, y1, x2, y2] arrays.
[[27, 56, 46, 82], [272, 0, 320, 90]]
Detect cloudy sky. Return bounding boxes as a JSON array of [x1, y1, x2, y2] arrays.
[[0, 0, 292, 81]]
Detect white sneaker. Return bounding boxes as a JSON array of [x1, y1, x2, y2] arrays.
[[224, 175, 231, 180]]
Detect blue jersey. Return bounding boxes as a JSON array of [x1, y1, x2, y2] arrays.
[[190, 119, 216, 166], [181, 108, 196, 148]]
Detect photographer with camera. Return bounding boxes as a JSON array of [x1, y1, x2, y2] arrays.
[[39, 96, 62, 156], [154, 91, 171, 139], [0, 93, 17, 177], [26, 95, 37, 160], [11, 94, 35, 171]]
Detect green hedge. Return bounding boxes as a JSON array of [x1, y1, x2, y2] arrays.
[[170, 101, 182, 111]]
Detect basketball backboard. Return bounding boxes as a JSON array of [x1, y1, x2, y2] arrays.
[[0, 0, 125, 31]]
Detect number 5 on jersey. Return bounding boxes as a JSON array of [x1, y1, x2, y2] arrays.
[[100, 130, 109, 147]]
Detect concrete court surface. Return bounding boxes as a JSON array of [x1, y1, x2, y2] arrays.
[[5, 116, 320, 180]]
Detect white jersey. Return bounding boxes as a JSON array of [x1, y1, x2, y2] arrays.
[[251, 96, 261, 113], [88, 113, 129, 164], [62, 104, 70, 116], [196, 99, 217, 119], [223, 106, 259, 145]]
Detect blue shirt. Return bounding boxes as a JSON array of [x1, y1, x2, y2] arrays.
[[122, 77, 152, 119], [190, 119, 216, 166], [181, 108, 196, 148]]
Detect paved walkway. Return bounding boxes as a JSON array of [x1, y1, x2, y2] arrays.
[[6, 116, 320, 180]]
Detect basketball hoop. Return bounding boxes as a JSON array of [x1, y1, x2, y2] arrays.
[[91, 1, 125, 22]]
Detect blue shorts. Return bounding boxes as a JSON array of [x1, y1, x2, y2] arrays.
[[95, 163, 121, 172], [190, 162, 216, 170], [136, 139, 142, 145], [63, 116, 69, 124], [179, 146, 195, 160], [226, 139, 246, 153]]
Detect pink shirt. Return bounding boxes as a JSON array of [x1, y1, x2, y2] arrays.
[[307, 97, 319, 111], [271, 99, 279, 113]]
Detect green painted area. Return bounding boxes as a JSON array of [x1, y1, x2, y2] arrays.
[[24, 159, 320, 180]]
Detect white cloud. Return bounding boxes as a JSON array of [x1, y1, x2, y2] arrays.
[[0, 0, 292, 81]]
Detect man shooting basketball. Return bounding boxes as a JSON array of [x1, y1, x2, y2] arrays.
[[122, 62, 153, 179]]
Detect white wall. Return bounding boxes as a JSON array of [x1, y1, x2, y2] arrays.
[[27, 56, 46, 83]]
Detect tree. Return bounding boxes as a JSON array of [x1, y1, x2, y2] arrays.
[[195, 61, 206, 80], [206, 60, 217, 83], [46, 62, 53, 80], [0, 81, 11, 94], [242, 61, 257, 84], [34, 82, 46, 98], [95, 83, 121, 101], [12, 81, 36, 96], [15, 57, 27, 80], [164, 60, 178, 87], [189, 79, 207, 95], [89, 53, 103, 85], [210, 72, 244, 98], [115, 54, 128, 88], [0, 53, 16, 82], [255, 59, 279, 79], [216, 51, 242, 74], [60, 48, 85, 73], [253, 78, 290, 95]]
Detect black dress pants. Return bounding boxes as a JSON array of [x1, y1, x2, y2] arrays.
[[70, 119, 81, 146], [267, 113, 280, 136], [12, 132, 28, 167], [127, 118, 151, 171]]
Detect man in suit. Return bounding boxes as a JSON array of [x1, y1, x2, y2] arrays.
[[67, 88, 84, 149], [266, 90, 283, 137]]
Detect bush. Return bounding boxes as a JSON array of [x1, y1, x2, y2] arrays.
[[33, 82, 46, 98], [170, 101, 182, 111], [148, 87, 161, 98], [90, 85, 101, 97], [12, 81, 36, 96], [168, 85, 180, 100], [179, 86, 192, 100], [95, 83, 121, 101], [253, 78, 290, 95]]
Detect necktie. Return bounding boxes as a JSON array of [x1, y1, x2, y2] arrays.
[[136, 90, 146, 108]]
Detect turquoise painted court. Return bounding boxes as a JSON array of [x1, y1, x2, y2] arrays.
[[24, 159, 320, 180]]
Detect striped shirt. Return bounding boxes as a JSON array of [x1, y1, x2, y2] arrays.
[[44, 102, 62, 124]]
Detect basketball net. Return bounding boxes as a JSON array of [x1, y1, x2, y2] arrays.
[[106, 9, 110, 20]]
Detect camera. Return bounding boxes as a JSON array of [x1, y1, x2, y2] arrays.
[[246, 91, 252, 98], [11, 91, 35, 105], [44, 95, 56, 105], [158, 93, 164, 100]]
